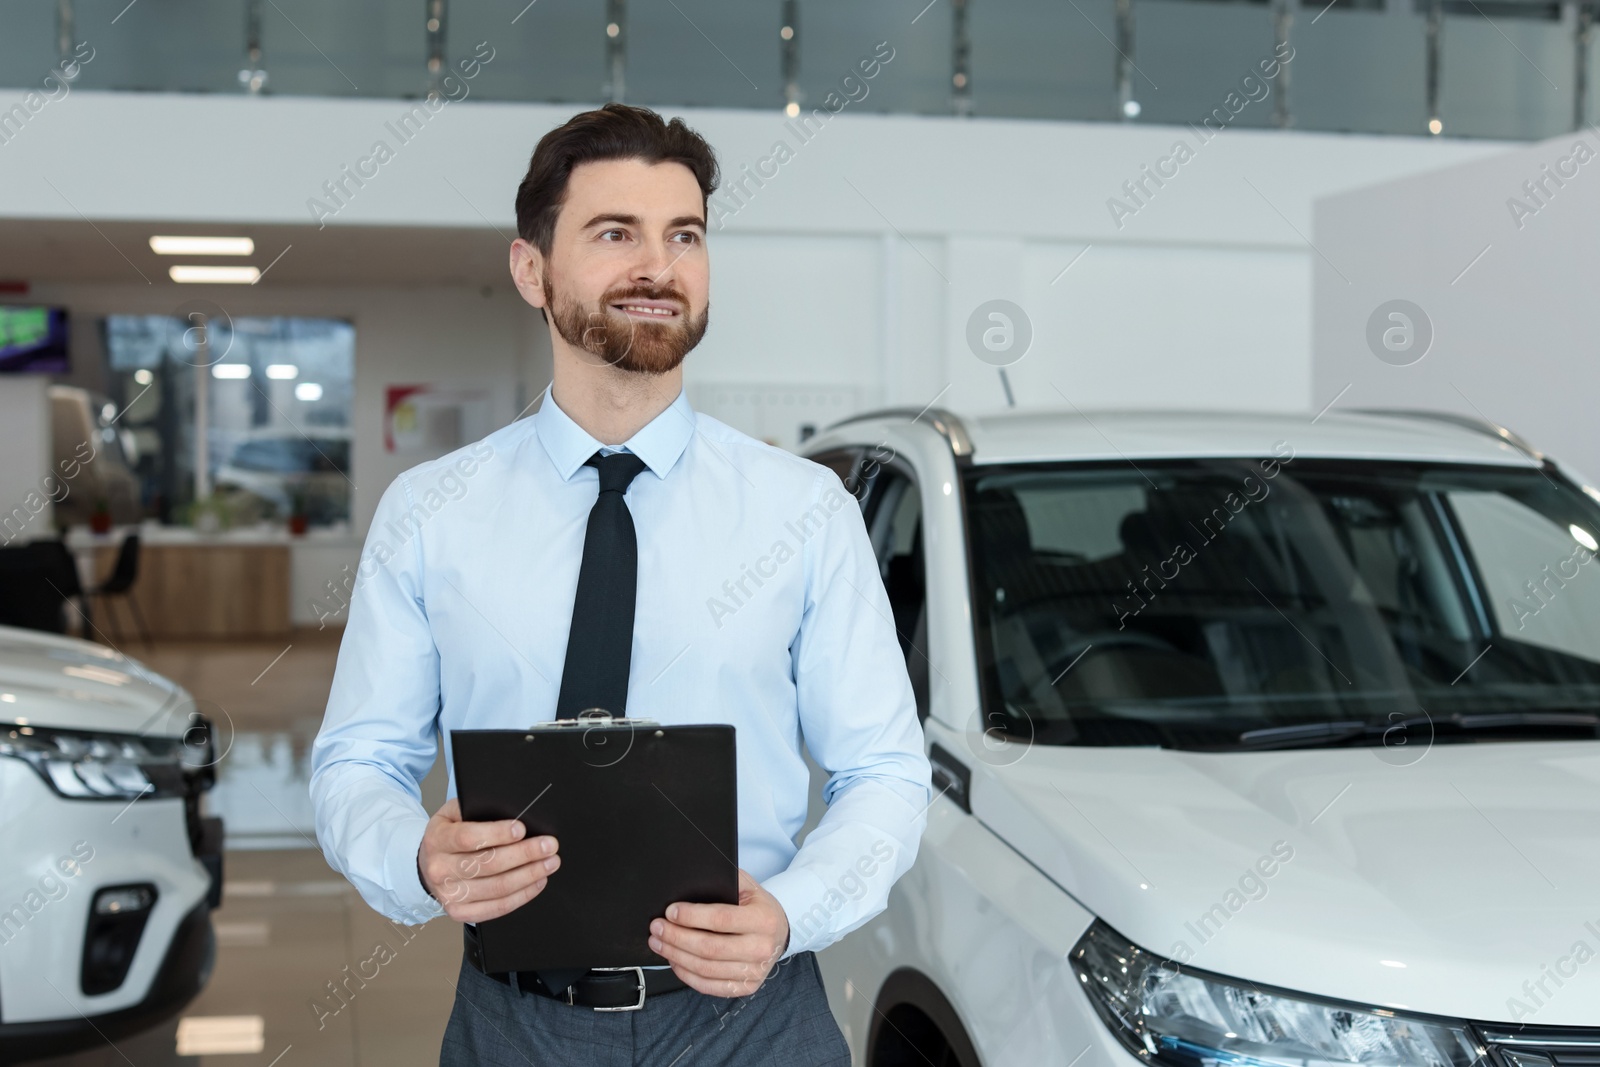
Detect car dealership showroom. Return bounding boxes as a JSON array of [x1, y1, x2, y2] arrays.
[[2, 1, 1599, 1065]]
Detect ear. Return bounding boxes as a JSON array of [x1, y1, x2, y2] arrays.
[[509, 238, 548, 311]]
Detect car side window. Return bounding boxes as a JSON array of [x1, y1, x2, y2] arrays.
[[864, 468, 930, 721], [807, 449, 866, 502]]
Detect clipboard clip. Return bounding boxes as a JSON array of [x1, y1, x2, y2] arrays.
[[529, 708, 661, 730]]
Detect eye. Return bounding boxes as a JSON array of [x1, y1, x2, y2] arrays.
[[599, 229, 627, 241], [672, 232, 701, 245]]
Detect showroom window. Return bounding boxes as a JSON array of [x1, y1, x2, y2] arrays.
[[101, 314, 355, 528]]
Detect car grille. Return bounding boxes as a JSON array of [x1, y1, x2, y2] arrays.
[[1481, 1028, 1600, 1067]]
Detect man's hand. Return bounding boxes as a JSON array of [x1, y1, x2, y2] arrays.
[[417, 797, 560, 923], [648, 868, 791, 997]]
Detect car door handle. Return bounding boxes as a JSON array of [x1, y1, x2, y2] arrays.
[[928, 743, 972, 813]]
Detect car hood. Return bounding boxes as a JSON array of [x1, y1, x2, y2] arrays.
[[0, 625, 192, 737], [974, 739, 1600, 1025]]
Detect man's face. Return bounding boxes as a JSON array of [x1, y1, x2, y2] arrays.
[[537, 157, 710, 375]]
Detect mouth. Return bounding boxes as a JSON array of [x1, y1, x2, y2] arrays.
[[611, 300, 680, 320]]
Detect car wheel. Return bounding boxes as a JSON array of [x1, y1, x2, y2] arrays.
[[868, 969, 981, 1067]]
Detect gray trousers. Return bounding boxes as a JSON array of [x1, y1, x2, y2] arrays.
[[438, 949, 852, 1066]]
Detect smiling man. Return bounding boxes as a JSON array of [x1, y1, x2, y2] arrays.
[[309, 103, 932, 1066]]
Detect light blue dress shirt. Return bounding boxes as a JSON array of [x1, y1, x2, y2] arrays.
[[309, 382, 932, 962]]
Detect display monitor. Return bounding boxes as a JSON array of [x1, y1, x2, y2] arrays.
[[0, 306, 70, 374]]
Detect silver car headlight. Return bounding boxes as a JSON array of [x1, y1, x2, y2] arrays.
[[1072, 921, 1483, 1067], [0, 720, 214, 801]]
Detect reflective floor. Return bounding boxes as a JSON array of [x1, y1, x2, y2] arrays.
[[34, 850, 462, 1067], [30, 631, 459, 1067]]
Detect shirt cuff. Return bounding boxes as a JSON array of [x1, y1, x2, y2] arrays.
[[761, 866, 831, 960], [387, 812, 446, 926]]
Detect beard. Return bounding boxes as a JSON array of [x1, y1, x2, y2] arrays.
[[545, 274, 709, 376]]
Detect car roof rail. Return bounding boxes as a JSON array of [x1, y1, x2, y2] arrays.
[[825, 407, 975, 457], [1349, 407, 1544, 463]]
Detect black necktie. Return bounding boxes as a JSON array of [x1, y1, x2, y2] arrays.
[[554, 450, 649, 720], [536, 449, 648, 997]]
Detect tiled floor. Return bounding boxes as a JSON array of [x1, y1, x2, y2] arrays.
[[34, 851, 463, 1067], [32, 630, 459, 1067]]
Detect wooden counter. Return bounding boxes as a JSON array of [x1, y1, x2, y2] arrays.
[[84, 541, 292, 639]]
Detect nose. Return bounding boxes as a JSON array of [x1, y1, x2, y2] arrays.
[[629, 234, 678, 289]]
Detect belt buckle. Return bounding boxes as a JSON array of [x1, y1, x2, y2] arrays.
[[589, 966, 646, 1011]]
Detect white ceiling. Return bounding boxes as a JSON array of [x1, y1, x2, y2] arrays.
[[0, 218, 513, 288]]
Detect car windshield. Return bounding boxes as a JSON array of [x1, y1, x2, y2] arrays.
[[230, 437, 349, 473], [966, 457, 1600, 750]]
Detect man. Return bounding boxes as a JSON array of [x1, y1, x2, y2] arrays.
[[309, 103, 932, 1066]]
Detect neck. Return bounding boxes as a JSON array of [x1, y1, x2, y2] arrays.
[[548, 352, 683, 446]]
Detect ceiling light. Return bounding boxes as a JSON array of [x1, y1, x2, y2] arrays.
[[149, 236, 254, 256], [265, 364, 299, 379], [133, 368, 153, 385], [295, 382, 323, 401], [212, 364, 250, 379], [169, 265, 260, 284]]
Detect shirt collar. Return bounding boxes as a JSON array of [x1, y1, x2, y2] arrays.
[[533, 381, 695, 482]]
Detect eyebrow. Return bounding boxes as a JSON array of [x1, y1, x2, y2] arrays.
[[580, 212, 707, 233]]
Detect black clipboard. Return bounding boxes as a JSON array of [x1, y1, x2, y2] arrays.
[[449, 715, 738, 973]]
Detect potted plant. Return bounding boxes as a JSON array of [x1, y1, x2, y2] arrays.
[[89, 496, 113, 534], [287, 487, 309, 536], [185, 493, 228, 534]]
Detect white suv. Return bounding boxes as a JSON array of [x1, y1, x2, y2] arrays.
[[802, 407, 1600, 1066], [0, 625, 223, 1062]]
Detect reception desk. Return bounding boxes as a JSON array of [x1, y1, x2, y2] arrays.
[[67, 524, 361, 639]]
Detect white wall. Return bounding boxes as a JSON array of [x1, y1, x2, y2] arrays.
[[0, 376, 53, 543], [1, 91, 1517, 516], [1311, 129, 1600, 481]]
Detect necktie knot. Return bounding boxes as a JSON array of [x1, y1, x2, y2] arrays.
[[587, 450, 648, 495]]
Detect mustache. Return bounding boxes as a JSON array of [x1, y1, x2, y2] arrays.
[[605, 288, 687, 306]]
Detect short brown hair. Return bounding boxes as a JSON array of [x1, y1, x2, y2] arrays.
[[515, 103, 720, 259]]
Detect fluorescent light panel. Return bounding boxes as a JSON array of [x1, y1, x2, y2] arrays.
[[149, 236, 254, 256], [212, 364, 250, 379], [175, 1015, 265, 1055], [265, 364, 299, 379], [169, 265, 260, 284]]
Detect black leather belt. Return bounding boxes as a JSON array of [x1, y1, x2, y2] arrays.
[[463, 923, 689, 1011]]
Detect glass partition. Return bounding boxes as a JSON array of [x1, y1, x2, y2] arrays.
[[0, 0, 1591, 140], [101, 314, 355, 529]]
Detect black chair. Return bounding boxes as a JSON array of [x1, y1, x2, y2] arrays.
[[0, 538, 87, 635], [93, 533, 151, 646]]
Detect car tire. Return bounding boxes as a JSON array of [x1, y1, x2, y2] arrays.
[[867, 968, 982, 1067]]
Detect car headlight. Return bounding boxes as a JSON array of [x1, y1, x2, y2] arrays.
[[0, 719, 214, 801], [1071, 921, 1483, 1067]]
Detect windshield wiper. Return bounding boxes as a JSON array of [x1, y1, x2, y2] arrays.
[[1237, 721, 1369, 748], [1237, 711, 1600, 750]]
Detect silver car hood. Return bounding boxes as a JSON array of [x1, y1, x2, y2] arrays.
[[0, 625, 192, 738]]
